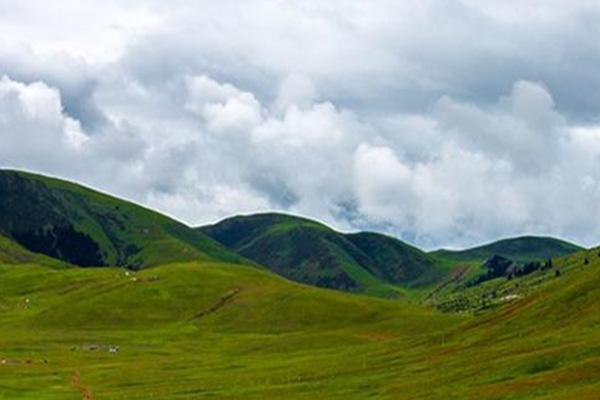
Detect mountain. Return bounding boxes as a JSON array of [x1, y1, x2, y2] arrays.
[[431, 236, 583, 263], [0, 170, 244, 268], [199, 213, 446, 295]]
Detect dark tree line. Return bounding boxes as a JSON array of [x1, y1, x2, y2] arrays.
[[470, 255, 556, 286]]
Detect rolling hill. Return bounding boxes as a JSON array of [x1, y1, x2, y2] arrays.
[[1, 169, 584, 301], [0, 233, 463, 399], [199, 213, 446, 296], [426, 237, 585, 311], [2, 230, 600, 398], [0, 170, 245, 269], [432, 236, 583, 263], [1, 170, 600, 398]]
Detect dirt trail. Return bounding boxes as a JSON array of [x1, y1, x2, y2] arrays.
[[191, 288, 241, 320], [71, 370, 93, 400]]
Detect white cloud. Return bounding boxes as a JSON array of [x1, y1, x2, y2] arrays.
[[272, 74, 318, 114], [354, 144, 413, 222], [434, 81, 565, 173], [350, 82, 600, 247], [0, 76, 88, 165], [1, 1, 600, 249]]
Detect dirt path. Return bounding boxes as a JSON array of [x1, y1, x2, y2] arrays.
[[71, 370, 93, 400], [191, 288, 241, 320]]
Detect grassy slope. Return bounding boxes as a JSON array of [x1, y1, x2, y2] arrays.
[[0, 256, 460, 399], [429, 245, 599, 312], [200, 213, 445, 297], [426, 237, 585, 310], [0, 170, 244, 268], [2, 239, 600, 398], [345, 231, 446, 286], [0, 234, 65, 268], [432, 236, 583, 263]]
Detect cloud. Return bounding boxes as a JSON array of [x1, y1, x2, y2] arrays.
[[351, 82, 600, 247], [1, 1, 600, 249], [272, 75, 318, 114], [354, 144, 413, 222], [0, 45, 109, 131], [434, 81, 565, 173], [185, 75, 263, 134], [0, 76, 88, 169]]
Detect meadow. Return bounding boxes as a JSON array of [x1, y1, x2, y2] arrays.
[[2, 247, 600, 399]]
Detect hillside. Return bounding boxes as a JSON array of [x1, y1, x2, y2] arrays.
[[0, 234, 38, 264], [0, 234, 65, 267], [432, 236, 583, 263], [200, 213, 446, 296], [2, 238, 600, 398], [0, 252, 462, 399], [0, 170, 244, 269]]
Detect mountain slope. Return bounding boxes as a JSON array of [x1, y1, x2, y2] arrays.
[[200, 213, 445, 295], [345, 231, 443, 285], [0, 170, 244, 268], [432, 235, 583, 263]]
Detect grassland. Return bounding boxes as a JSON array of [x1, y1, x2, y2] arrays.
[[2, 233, 600, 399]]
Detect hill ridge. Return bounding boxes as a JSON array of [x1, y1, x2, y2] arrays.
[[200, 212, 446, 296], [0, 169, 246, 269], [432, 235, 583, 263]]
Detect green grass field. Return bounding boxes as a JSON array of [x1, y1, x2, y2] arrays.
[[2, 238, 600, 399]]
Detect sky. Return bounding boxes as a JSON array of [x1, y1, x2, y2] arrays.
[[1, 0, 600, 250]]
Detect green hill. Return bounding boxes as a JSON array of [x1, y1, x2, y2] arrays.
[[2, 235, 600, 398], [345, 231, 444, 285], [0, 234, 38, 264], [200, 213, 446, 296], [426, 237, 584, 310], [0, 170, 244, 269], [0, 234, 65, 267], [432, 236, 583, 263]]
